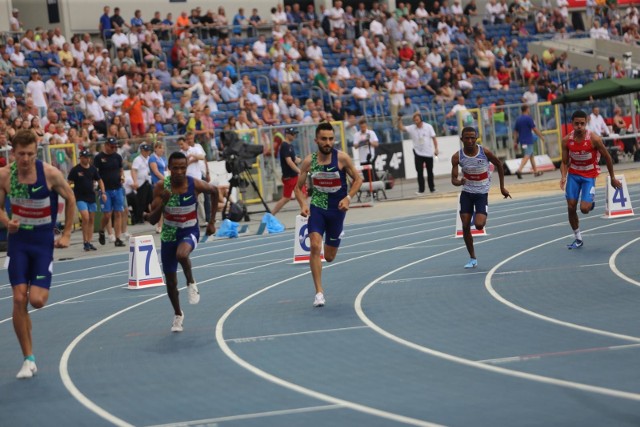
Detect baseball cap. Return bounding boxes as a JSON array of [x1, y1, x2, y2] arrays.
[[139, 143, 152, 151], [7, 87, 14, 92], [79, 149, 92, 157], [31, 68, 38, 74], [285, 127, 299, 135], [106, 137, 118, 145]]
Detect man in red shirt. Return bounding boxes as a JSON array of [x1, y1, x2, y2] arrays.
[[398, 41, 414, 62]]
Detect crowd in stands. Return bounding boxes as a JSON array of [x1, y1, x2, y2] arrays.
[[0, 0, 639, 168]]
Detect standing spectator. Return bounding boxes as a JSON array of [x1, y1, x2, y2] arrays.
[[110, 7, 128, 30], [588, 106, 609, 137], [94, 137, 126, 247], [513, 104, 545, 179], [130, 144, 153, 224], [399, 112, 439, 194], [387, 71, 406, 126], [353, 118, 380, 181], [99, 6, 112, 39], [271, 128, 302, 215], [67, 149, 105, 251], [122, 87, 145, 136], [26, 69, 47, 118]]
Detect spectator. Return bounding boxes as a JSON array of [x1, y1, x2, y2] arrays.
[[521, 84, 538, 105], [588, 106, 610, 137]]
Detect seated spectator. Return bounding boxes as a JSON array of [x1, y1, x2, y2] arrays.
[[521, 84, 538, 104]]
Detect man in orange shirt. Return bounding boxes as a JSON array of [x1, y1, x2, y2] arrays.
[[175, 11, 191, 37], [122, 86, 145, 136]]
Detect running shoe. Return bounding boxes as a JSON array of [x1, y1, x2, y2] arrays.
[[98, 230, 105, 245], [16, 359, 37, 379], [187, 282, 200, 305], [88, 243, 98, 251], [114, 238, 125, 247], [171, 311, 184, 332], [464, 258, 478, 269], [313, 292, 325, 307], [108, 234, 116, 243], [567, 239, 583, 249], [83, 242, 91, 252]]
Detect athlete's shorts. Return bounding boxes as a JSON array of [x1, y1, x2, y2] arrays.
[[76, 201, 97, 213], [308, 205, 346, 248], [100, 188, 124, 213], [6, 231, 54, 289], [520, 144, 534, 156], [282, 176, 298, 199], [161, 230, 199, 274], [460, 191, 488, 216], [566, 174, 596, 203]]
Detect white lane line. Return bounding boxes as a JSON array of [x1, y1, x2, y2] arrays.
[[59, 257, 289, 427], [144, 404, 344, 427], [478, 343, 640, 365], [609, 236, 640, 288], [379, 272, 487, 284], [354, 217, 640, 402], [226, 326, 369, 343], [485, 217, 640, 344]]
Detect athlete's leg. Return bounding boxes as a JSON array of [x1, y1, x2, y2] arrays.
[[579, 178, 596, 214], [176, 241, 195, 285], [164, 272, 181, 316], [12, 284, 32, 357], [309, 232, 324, 294], [460, 213, 475, 259]]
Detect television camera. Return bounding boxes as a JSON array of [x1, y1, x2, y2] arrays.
[[219, 131, 271, 221]]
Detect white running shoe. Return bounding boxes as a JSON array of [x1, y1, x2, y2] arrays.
[[187, 282, 200, 305], [16, 360, 37, 379], [108, 234, 116, 243], [313, 292, 325, 307], [171, 311, 184, 332]]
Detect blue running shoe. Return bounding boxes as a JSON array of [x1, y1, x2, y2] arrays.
[[567, 239, 583, 249], [464, 258, 478, 269]]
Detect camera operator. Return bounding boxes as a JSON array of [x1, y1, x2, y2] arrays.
[[271, 127, 302, 215], [352, 118, 379, 182]]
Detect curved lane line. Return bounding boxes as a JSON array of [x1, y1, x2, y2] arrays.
[[608, 236, 640, 288]]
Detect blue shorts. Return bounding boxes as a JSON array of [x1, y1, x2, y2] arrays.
[[308, 205, 346, 248], [520, 144, 534, 156], [566, 174, 596, 203], [459, 191, 488, 216], [76, 201, 97, 213], [7, 231, 54, 289], [160, 230, 199, 274], [100, 188, 124, 213]]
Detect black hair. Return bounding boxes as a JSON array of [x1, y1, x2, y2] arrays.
[[315, 121, 334, 137], [571, 110, 588, 121], [461, 127, 477, 137], [168, 151, 187, 166]]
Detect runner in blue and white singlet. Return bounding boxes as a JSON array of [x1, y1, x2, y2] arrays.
[[451, 127, 510, 269]]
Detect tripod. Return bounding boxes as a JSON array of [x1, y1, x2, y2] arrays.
[[222, 168, 271, 221]]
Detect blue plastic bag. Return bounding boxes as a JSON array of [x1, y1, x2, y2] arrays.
[[262, 213, 285, 234], [215, 219, 239, 238]]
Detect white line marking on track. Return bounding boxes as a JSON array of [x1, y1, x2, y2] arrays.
[[355, 216, 640, 403], [144, 404, 344, 427], [485, 217, 640, 344], [609, 236, 640, 288], [226, 326, 369, 343], [477, 343, 640, 365]]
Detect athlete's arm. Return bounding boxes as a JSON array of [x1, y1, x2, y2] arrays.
[[592, 134, 622, 189], [560, 135, 570, 190], [450, 152, 463, 186], [338, 151, 363, 212], [294, 155, 311, 216], [0, 167, 16, 231], [485, 147, 511, 199], [194, 179, 219, 236], [145, 181, 169, 225], [46, 164, 76, 248]]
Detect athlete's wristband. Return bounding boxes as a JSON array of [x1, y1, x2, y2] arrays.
[[346, 195, 351, 201]]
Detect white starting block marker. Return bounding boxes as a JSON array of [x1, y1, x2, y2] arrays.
[[128, 235, 165, 290], [454, 203, 487, 238], [293, 215, 325, 264], [605, 174, 634, 218]]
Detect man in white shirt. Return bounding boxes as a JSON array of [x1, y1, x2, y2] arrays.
[[83, 91, 107, 134], [426, 46, 443, 69], [51, 27, 66, 49], [111, 27, 129, 50], [9, 44, 25, 68], [329, 0, 346, 35], [589, 106, 610, 137], [336, 58, 351, 81], [353, 119, 379, 168], [387, 71, 406, 125], [521, 84, 538, 105], [180, 133, 207, 224], [252, 35, 268, 59], [130, 143, 153, 224], [369, 17, 385, 38], [399, 112, 439, 194], [306, 41, 324, 62], [26, 69, 48, 118], [109, 86, 127, 109]]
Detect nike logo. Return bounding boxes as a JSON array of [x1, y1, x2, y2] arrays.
[[31, 185, 44, 192], [329, 237, 338, 241], [183, 195, 193, 201], [36, 275, 46, 280], [326, 167, 335, 171]]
